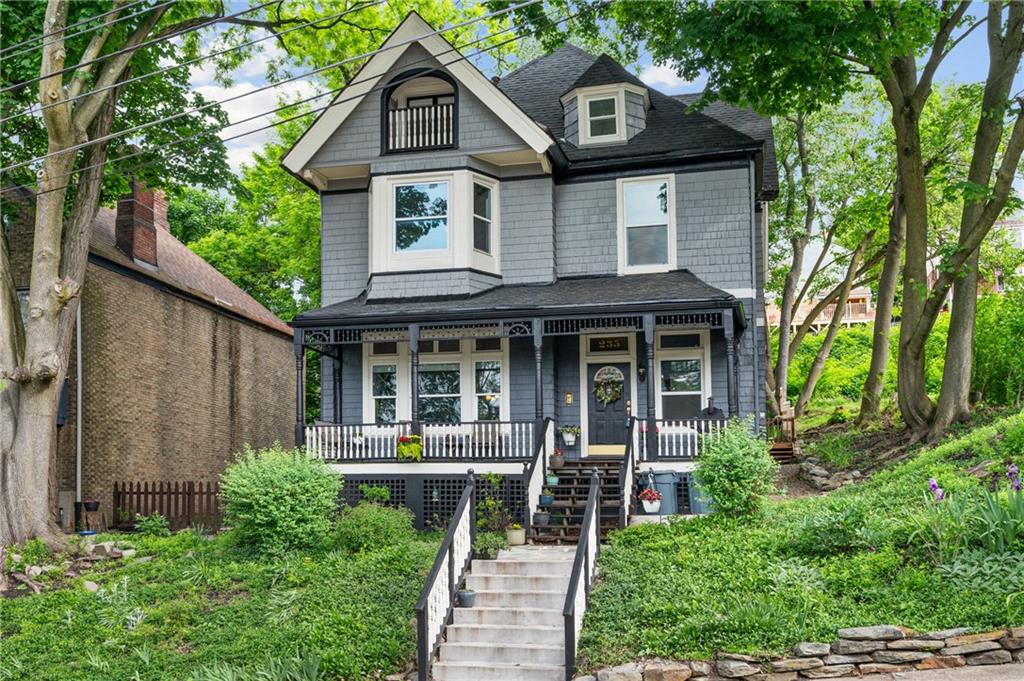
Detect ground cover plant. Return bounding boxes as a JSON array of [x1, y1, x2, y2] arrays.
[[1, 501, 438, 680], [577, 410, 1024, 669]]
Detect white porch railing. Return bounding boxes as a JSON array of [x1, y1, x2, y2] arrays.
[[639, 418, 726, 460], [387, 103, 454, 151], [523, 418, 553, 530], [305, 423, 411, 460]]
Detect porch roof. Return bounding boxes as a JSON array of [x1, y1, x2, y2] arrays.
[[292, 269, 744, 329]]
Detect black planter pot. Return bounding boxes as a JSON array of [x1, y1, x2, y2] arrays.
[[83, 500, 100, 512], [457, 589, 476, 607], [534, 511, 550, 526]]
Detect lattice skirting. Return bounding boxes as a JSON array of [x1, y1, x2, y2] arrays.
[[340, 474, 527, 530]]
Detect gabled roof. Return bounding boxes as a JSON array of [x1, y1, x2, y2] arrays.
[[90, 208, 293, 336], [293, 269, 741, 328], [498, 47, 764, 171], [282, 12, 553, 176]]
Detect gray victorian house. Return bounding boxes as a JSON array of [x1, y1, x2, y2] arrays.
[[283, 13, 776, 533]]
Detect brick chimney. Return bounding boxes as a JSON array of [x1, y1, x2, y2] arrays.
[[115, 181, 158, 266], [152, 189, 169, 231]]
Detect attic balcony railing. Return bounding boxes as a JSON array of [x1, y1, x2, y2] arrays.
[[305, 420, 535, 462], [386, 103, 455, 152]]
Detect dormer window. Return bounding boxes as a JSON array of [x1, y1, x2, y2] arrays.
[[585, 96, 618, 140], [384, 70, 457, 153], [564, 82, 649, 147]]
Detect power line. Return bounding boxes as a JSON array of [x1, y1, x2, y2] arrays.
[[1, 0, 178, 62], [0, 0, 158, 56], [0, 0, 280, 95], [0, 0, 542, 172], [0, 0, 387, 125], [6, 2, 598, 199]]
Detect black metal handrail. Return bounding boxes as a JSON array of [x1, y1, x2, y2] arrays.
[[522, 417, 553, 534], [562, 468, 600, 681], [617, 417, 638, 528], [415, 470, 476, 681]]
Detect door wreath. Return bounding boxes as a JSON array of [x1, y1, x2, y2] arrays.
[[593, 366, 625, 406]]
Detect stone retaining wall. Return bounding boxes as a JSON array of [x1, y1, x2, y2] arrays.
[[577, 625, 1023, 681]]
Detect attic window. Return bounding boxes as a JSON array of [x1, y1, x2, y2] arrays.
[[577, 88, 629, 145], [586, 97, 617, 138]]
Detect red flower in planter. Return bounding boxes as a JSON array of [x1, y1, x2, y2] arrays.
[[638, 488, 662, 502]]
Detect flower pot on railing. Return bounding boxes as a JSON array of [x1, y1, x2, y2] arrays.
[[506, 525, 526, 546], [559, 427, 579, 447], [533, 511, 550, 526], [396, 435, 422, 461], [457, 589, 476, 607], [642, 499, 661, 514]]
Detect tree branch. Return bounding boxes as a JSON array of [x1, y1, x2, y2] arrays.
[[913, 1, 971, 110]]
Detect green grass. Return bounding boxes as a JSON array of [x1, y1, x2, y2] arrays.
[[1, 523, 438, 680], [577, 410, 1024, 669]]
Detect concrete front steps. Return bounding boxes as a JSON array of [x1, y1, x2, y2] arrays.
[[432, 545, 575, 681]]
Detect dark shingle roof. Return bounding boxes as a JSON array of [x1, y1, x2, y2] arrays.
[[293, 269, 739, 327], [497, 47, 775, 197], [673, 93, 778, 197]]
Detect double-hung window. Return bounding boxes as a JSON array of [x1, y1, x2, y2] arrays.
[[473, 182, 492, 254], [586, 97, 618, 139], [394, 181, 448, 251], [659, 359, 702, 419], [618, 174, 676, 274], [418, 363, 461, 423], [474, 360, 501, 420], [371, 364, 398, 424]]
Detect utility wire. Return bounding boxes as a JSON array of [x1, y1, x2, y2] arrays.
[[0, 0, 387, 125], [6, 2, 597, 199], [0, 0, 542, 172], [1, 0, 178, 62], [1, 0, 280, 95], [0, 0, 157, 56]]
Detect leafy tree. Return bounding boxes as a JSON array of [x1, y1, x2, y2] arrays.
[[166, 187, 240, 245]]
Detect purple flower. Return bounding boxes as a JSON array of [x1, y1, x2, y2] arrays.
[[1013, 477, 1022, 493], [1008, 464, 1019, 480], [929, 478, 940, 492]]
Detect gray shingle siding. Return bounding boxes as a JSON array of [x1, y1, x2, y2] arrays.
[[366, 270, 500, 300], [677, 166, 754, 291], [501, 177, 555, 284], [625, 91, 646, 140], [563, 97, 578, 146], [320, 344, 363, 423], [309, 44, 528, 170], [321, 191, 369, 305], [554, 179, 617, 277]]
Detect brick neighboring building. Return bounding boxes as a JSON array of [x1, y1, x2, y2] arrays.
[[5, 184, 295, 529]]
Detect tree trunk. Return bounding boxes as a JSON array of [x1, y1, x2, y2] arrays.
[[795, 235, 871, 417], [930, 252, 978, 438], [858, 181, 905, 424]]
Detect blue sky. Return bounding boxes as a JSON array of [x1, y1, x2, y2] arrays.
[[194, 4, 1013, 174]]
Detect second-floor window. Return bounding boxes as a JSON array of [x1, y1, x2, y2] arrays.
[[395, 181, 449, 252], [473, 182, 492, 254], [617, 174, 677, 275]]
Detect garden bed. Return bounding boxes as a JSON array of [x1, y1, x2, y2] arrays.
[[577, 411, 1024, 670]]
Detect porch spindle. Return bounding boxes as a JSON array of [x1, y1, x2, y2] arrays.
[[643, 313, 657, 461], [410, 324, 420, 436]]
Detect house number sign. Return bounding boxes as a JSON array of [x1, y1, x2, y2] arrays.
[[588, 336, 629, 353]]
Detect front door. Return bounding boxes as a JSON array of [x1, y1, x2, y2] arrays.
[[586, 362, 631, 456]]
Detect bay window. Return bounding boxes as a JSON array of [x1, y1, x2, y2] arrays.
[[394, 181, 448, 251], [617, 174, 676, 274], [473, 182, 492, 254]]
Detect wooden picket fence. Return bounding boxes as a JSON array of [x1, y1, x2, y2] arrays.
[[112, 481, 221, 531]]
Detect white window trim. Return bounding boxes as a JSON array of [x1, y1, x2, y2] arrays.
[[617, 173, 678, 275], [579, 86, 627, 145], [654, 330, 711, 420], [370, 170, 500, 275], [361, 338, 509, 424]]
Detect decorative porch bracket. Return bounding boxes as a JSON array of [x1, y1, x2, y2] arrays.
[[643, 313, 658, 461]]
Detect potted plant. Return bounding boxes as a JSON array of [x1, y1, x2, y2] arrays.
[[540, 488, 554, 506], [506, 523, 525, 546], [559, 425, 580, 447], [639, 487, 662, 514], [351, 431, 364, 446], [533, 511, 550, 526], [549, 448, 566, 469], [457, 587, 476, 607], [83, 499, 100, 512], [545, 472, 559, 486], [396, 435, 423, 461]]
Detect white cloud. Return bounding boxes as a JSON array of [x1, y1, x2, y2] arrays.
[[639, 64, 695, 93]]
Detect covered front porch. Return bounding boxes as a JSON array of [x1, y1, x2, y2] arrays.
[[292, 270, 756, 470]]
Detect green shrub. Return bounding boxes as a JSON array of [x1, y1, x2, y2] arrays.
[[335, 502, 416, 554], [694, 420, 778, 516], [220, 444, 341, 555], [476, 473, 511, 532], [358, 484, 391, 504], [473, 531, 507, 559], [790, 499, 882, 557], [135, 512, 171, 537]]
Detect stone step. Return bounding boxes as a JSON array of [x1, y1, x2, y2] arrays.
[[446, 623, 562, 645], [471, 559, 573, 576], [438, 642, 564, 665], [472, 589, 565, 609], [497, 547, 576, 561], [451, 606, 563, 627], [431, 661, 564, 681], [464, 573, 570, 592]]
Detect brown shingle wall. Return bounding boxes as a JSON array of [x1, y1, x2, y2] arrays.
[[56, 263, 294, 511]]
